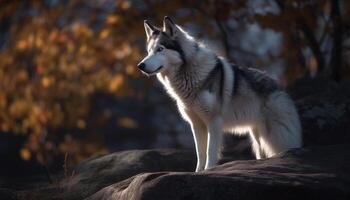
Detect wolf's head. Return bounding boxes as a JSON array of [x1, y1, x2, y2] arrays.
[[137, 16, 186, 76]]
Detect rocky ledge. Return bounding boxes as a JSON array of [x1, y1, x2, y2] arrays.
[[9, 144, 349, 200], [87, 145, 350, 200]]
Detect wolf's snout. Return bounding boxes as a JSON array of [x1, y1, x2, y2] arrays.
[[137, 62, 146, 70]]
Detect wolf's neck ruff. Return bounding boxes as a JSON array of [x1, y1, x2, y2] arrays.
[[163, 39, 225, 102]]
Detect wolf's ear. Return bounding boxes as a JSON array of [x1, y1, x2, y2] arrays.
[[163, 16, 178, 37], [144, 20, 156, 39]]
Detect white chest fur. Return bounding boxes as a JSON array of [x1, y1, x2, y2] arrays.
[[157, 73, 217, 123]]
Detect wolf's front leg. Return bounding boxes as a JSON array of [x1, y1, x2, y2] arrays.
[[205, 117, 223, 170], [181, 108, 208, 172], [191, 121, 208, 172]]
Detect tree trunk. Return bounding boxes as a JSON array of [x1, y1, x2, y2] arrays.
[[329, 0, 343, 81]]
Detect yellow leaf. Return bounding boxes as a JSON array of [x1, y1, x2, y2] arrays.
[[1, 123, 9, 132], [9, 100, 28, 117], [109, 74, 124, 92], [20, 148, 31, 161], [67, 41, 74, 52], [117, 117, 138, 129], [41, 77, 51, 88], [79, 44, 87, 53], [35, 36, 43, 48], [17, 39, 28, 50], [106, 15, 119, 25], [126, 64, 136, 76], [99, 29, 110, 39], [77, 119, 86, 129], [308, 56, 318, 76], [17, 70, 28, 81], [120, 1, 130, 10]]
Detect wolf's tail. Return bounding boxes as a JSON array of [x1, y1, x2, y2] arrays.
[[261, 91, 302, 157]]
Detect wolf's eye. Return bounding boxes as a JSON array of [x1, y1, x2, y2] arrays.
[[156, 46, 164, 52]]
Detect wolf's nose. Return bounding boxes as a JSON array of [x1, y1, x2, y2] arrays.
[[137, 63, 146, 70]]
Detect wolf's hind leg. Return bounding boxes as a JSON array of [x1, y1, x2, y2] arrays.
[[251, 141, 262, 159], [250, 127, 266, 159]]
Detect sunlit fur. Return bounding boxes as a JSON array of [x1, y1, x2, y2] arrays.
[[138, 17, 302, 172]]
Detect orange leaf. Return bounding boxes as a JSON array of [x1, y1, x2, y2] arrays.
[[20, 148, 31, 161]]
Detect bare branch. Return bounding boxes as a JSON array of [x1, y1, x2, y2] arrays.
[[194, 5, 232, 60], [214, 17, 231, 59], [275, 0, 326, 74]]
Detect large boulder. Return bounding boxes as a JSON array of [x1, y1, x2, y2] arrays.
[[88, 144, 350, 200], [290, 79, 350, 146], [15, 149, 195, 200]]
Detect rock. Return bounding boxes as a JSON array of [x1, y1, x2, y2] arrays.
[[15, 149, 195, 200], [88, 144, 350, 200], [0, 188, 18, 200], [289, 78, 350, 146]]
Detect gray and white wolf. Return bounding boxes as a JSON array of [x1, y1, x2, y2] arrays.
[[137, 16, 302, 172]]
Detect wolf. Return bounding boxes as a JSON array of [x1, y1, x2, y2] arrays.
[[137, 16, 302, 172]]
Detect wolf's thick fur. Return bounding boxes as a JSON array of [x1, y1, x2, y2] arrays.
[[138, 17, 302, 172]]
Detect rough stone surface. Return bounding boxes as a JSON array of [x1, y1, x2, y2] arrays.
[[16, 149, 196, 200], [88, 145, 350, 200], [290, 79, 350, 146]]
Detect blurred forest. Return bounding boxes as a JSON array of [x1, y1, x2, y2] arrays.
[[0, 0, 349, 178]]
